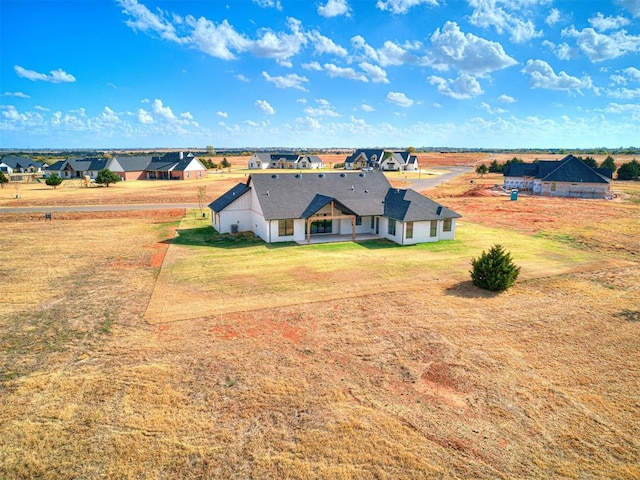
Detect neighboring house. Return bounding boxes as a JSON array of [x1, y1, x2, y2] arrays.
[[344, 149, 385, 170], [46, 152, 207, 181], [345, 149, 419, 171], [209, 171, 460, 245], [0, 156, 45, 174], [503, 154, 612, 199], [248, 153, 324, 169]]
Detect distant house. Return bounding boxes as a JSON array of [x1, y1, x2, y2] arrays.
[[503, 154, 612, 199], [209, 171, 460, 245], [248, 152, 324, 169], [47, 152, 207, 181], [345, 149, 419, 171], [0, 156, 45, 174]]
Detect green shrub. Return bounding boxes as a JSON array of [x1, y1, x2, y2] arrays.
[[470, 244, 521, 292]]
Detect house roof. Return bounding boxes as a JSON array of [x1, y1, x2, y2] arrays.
[[209, 171, 461, 222], [384, 188, 461, 222], [345, 149, 385, 165], [301, 155, 323, 164], [209, 183, 251, 211], [248, 171, 391, 220], [542, 155, 610, 184], [503, 155, 611, 184], [114, 155, 154, 171], [0, 156, 43, 169]]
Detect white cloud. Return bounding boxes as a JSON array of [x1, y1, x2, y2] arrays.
[[249, 17, 307, 66], [425, 22, 518, 74], [14, 65, 76, 83], [262, 71, 309, 91], [236, 74, 250, 82], [351, 36, 419, 66], [479, 102, 507, 114], [304, 106, 340, 117], [543, 40, 573, 60], [521, 59, 593, 93], [467, 0, 543, 43], [563, 26, 640, 62], [497, 94, 515, 103], [308, 30, 348, 57], [217, 111, 228, 118], [359, 62, 389, 83], [318, 0, 350, 17], [100, 106, 120, 123], [2, 92, 30, 98], [361, 103, 375, 112], [187, 16, 251, 60], [624, 66, 640, 81], [137, 108, 153, 124], [615, 0, 640, 18], [606, 87, 640, 99], [376, 0, 439, 14], [588, 13, 630, 31], [546, 8, 561, 25], [605, 102, 640, 119], [255, 99, 275, 114], [253, 0, 282, 10], [116, 0, 183, 43], [428, 74, 484, 99], [302, 61, 323, 71], [151, 99, 176, 121], [386, 91, 414, 107], [323, 63, 368, 82]]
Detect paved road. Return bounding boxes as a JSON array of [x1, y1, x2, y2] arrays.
[[0, 168, 472, 214], [406, 166, 473, 191]]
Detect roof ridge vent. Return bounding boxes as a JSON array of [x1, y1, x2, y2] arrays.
[[271, 174, 279, 178], [295, 173, 301, 178], [340, 173, 346, 177], [319, 173, 325, 178]]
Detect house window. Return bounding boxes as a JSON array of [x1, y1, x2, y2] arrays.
[[355, 216, 362, 226], [406, 222, 413, 239], [443, 218, 452, 232], [278, 219, 294, 236], [551, 183, 556, 191], [388, 218, 396, 236], [430, 220, 437, 237], [370, 217, 375, 229]]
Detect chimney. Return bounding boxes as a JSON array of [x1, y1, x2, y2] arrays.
[[179, 152, 184, 160]]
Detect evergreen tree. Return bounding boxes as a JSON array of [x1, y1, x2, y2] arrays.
[[617, 159, 640, 180], [45, 173, 63, 189], [0, 171, 8, 188], [470, 244, 521, 292], [600, 156, 617, 174], [95, 168, 121, 187], [475, 164, 488, 176]]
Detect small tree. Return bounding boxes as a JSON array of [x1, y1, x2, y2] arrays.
[[220, 157, 230, 169], [45, 173, 63, 189], [617, 159, 640, 180], [95, 168, 121, 187], [600, 155, 617, 174], [197, 185, 207, 215], [475, 164, 488, 177], [0, 171, 8, 188], [470, 244, 521, 292]]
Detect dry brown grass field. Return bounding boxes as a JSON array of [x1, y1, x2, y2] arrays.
[[1, 156, 639, 479]]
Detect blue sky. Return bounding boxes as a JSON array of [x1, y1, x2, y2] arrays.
[[1, 0, 639, 149]]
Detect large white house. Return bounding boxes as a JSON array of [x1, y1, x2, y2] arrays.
[[345, 149, 419, 171], [209, 171, 460, 245]]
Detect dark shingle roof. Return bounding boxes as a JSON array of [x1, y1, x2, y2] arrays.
[[345, 149, 385, 165], [209, 183, 251, 211], [249, 171, 391, 220], [384, 188, 461, 222], [114, 155, 154, 171], [0, 156, 43, 169], [542, 155, 610, 184]]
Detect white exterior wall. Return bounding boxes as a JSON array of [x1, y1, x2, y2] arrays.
[[540, 182, 609, 199], [0, 162, 14, 174], [504, 176, 524, 189], [381, 159, 400, 171], [212, 192, 253, 233]]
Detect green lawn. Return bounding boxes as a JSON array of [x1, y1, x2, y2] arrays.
[[143, 211, 607, 322]]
